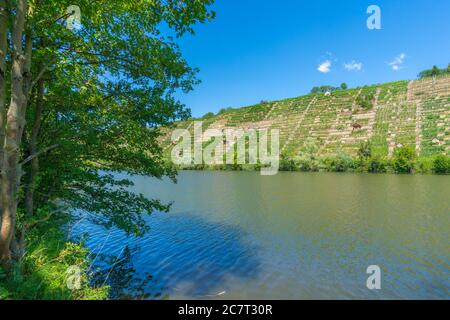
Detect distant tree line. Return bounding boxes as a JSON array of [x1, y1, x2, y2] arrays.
[[180, 140, 450, 175], [278, 141, 450, 175], [418, 64, 450, 79], [311, 83, 348, 94]]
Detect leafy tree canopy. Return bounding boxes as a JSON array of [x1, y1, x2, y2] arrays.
[[0, 0, 215, 266], [418, 64, 450, 79], [310, 85, 340, 94]]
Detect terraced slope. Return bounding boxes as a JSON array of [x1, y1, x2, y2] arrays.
[[160, 77, 450, 158]]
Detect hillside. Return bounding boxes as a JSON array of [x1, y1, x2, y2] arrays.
[[160, 76, 450, 162]]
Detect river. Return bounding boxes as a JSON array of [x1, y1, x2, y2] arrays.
[[72, 171, 450, 299]]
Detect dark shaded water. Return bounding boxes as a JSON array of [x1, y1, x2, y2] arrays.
[[72, 172, 450, 299]]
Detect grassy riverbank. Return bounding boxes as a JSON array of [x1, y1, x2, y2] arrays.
[[0, 212, 108, 300]]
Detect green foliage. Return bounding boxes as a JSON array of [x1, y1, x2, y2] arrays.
[[340, 83, 348, 90], [294, 138, 320, 171], [393, 146, 417, 173], [368, 156, 387, 173], [433, 155, 450, 174], [418, 64, 450, 79], [0, 211, 108, 300], [202, 112, 215, 119], [218, 107, 233, 115], [356, 90, 375, 110], [19, 0, 216, 238], [320, 151, 354, 172], [0, 0, 216, 297], [310, 85, 340, 94], [279, 155, 297, 171], [415, 157, 434, 174], [358, 141, 372, 159], [355, 141, 372, 171], [333, 152, 355, 172]]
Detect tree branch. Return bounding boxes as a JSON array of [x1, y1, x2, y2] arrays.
[[20, 144, 59, 166], [26, 58, 57, 98], [26, 206, 69, 229]]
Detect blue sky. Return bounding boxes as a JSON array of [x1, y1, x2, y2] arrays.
[[175, 0, 450, 118]]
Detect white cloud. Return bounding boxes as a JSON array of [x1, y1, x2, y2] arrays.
[[318, 60, 332, 73], [344, 61, 363, 71], [389, 53, 406, 71]]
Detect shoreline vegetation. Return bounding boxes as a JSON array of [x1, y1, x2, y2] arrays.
[[174, 144, 450, 175], [0, 210, 108, 300]]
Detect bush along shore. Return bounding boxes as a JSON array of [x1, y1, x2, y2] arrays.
[[0, 208, 108, 300], [176, 143, 450, 175]]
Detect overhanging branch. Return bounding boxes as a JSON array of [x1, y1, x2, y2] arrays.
[[20, 144, 59, 166]]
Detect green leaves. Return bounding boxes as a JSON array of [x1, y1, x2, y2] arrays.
[[418, 64, 450, 79], [19, 0, 215, 236], [433, 154, 450, 174], [393, 146, 417, 173]]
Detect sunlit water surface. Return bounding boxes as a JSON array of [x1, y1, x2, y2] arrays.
[[72, 171, 450, 299]]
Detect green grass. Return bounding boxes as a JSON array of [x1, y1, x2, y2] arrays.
[[0, 213, 109, 300]]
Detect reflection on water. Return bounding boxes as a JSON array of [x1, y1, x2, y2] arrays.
[[90, 246, 156, 300], [74, 212, 261, 299], [73, 172, 450, 299]]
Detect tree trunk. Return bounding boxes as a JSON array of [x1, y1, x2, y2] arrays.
[[0, 0, 9, 203], [0, 0, 28, 267], [12, 20, 34, 259], [25, 78, 44, 218]]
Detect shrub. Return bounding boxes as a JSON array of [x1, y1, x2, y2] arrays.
[[320, 152, 354, 172], [279, 155, 297, 171], [334, 152, 355, 172], [415, 157, 434, 174], [433, 155, 450, 174], [368, 156, 387, 173], [295, 157, 319, 172], [392, 146, 416, 173], [202, 112, 215, 119], [294, 138, 320, 171], [218, 107, 234, 115], [358, 141, 372, 159], [355, 141, 372, 171], [356, 93, 374, 110]]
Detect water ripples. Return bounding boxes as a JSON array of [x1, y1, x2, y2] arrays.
[[72, 172, 450, 299]]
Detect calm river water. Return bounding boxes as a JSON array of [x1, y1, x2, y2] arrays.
[[72, 171, 449, 299]]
